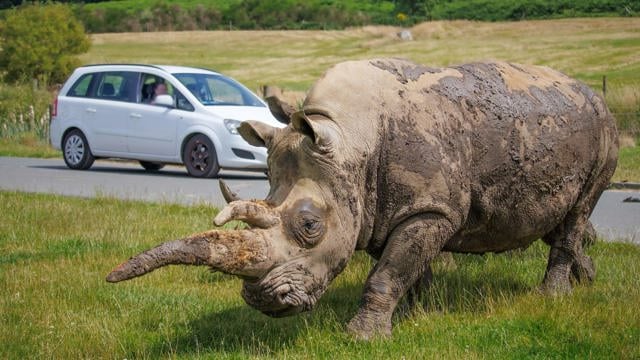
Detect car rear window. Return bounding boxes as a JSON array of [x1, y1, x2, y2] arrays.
[[96, 72, 139, 102], [67, 71, 139, 102], [68, 74, 94, 97]]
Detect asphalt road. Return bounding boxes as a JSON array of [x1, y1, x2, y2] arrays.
[[1, 156, 638, 243], [0, 156, 270, 206]]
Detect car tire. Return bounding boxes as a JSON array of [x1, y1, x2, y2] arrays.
[[183, 134, 219, 178], [139, 161, 165, 171], [62, 129, 95, 170]]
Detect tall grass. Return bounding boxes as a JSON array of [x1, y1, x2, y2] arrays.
[[606, 81, 640, 139], [0, 82, 56, 156], [0, 82, 51, 140], [1, 191, 639, 358]]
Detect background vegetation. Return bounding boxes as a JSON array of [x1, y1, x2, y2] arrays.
[[0, 3, 90, 84], [0, 0, 635, 32], [1, 191, 638, 358]]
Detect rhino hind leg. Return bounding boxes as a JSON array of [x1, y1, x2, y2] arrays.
[[404, 252, 457, 310], [541, 216, 594, 294], [347, 213, 455, 339], [403, 265, 433, 312], [582, 220, 597, 249], [540, 158, 614, 293], [571, 251, 596, 283]]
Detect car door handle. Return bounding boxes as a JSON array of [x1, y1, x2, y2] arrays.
[[86, 108, 96, 113], [130, 113, 142, 119]]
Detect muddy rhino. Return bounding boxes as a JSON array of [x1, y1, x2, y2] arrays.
[[107, 58, 618, 339]]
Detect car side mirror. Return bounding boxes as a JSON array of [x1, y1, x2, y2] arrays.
[[154, 94, 174, 107]]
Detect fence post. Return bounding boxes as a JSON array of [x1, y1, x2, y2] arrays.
[[602, 75, 607, 96]]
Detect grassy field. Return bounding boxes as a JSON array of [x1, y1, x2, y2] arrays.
[[83, 18, 640, 92], [1, 191, 639, 358], [614, 145, 640, 183]]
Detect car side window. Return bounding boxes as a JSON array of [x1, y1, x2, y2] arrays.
[[138, 73, 194, 111], [68, 74, 94, 97], [95, 71, 138, 102], [139, 73, 175, 104]]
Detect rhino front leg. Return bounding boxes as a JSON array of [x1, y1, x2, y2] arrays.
[[347, 213, 455, 339]]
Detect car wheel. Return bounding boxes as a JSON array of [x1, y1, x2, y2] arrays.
[[62, 129, 94, 170], [183, 134, 219, 178], [139, 161, 165, 171]]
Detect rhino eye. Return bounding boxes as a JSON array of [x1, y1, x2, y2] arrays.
[[291, 211, 324, 248]]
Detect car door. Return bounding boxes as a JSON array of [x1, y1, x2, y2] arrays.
[[126, 73, 179, 158], [88, 71, 139, 155]]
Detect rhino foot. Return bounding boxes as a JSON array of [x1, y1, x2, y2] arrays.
[[346, 309, 392, 340], [540, 246, 573, 295], [539, 278, 572, 295]]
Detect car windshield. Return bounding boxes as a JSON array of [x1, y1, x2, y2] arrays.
[[173, 73, 265, 107]]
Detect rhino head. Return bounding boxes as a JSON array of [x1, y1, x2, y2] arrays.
[[107, 111, 364, 317]]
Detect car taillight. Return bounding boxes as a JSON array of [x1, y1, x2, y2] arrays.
[[50, 97, 58, 119]]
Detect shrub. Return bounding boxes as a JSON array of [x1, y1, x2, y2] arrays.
[[0, 3, 90, 86]]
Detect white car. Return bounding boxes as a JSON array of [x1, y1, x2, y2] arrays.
[[49, 64, 285, 177]]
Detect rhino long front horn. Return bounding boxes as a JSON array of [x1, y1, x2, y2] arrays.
[[214, 200, 279, 229], [106, 229, 273, 282]]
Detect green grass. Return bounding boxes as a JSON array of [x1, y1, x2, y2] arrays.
[[0, 133, 58, 158], [613, 144, 640, 182], [1, 191, 639, 358]]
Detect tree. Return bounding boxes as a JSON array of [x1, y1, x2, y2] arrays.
[[0, 3, 90, 85]]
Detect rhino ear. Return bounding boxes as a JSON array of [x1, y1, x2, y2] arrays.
[[265, 96, 295, 124], [291, 112, 337, 151], [238, 120, 276, 148]]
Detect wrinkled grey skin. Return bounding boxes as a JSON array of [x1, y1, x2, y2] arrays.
[[107, 59, 618, 339]]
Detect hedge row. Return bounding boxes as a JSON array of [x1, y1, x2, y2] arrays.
[[64, 0, 638, 33]]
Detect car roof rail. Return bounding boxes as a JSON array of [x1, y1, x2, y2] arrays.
[[78, 64, 220, 74], [79, 64, 166, 71]]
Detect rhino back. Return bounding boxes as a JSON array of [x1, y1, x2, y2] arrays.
[[432, 62, 617, 252]]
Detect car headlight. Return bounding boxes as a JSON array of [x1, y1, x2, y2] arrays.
[[224, 119, 242, 135]]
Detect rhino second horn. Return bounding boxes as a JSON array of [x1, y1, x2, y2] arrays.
[[219, 179, 241, 203], [214, 200, 279, 229]]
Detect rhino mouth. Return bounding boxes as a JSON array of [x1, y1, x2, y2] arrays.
[[241, 262, 324, 317]]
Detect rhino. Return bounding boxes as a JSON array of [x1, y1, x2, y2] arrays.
[[107, 58, 618, 339]]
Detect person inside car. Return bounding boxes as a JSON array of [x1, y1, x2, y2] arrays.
[[151, 82, 168, 104]]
